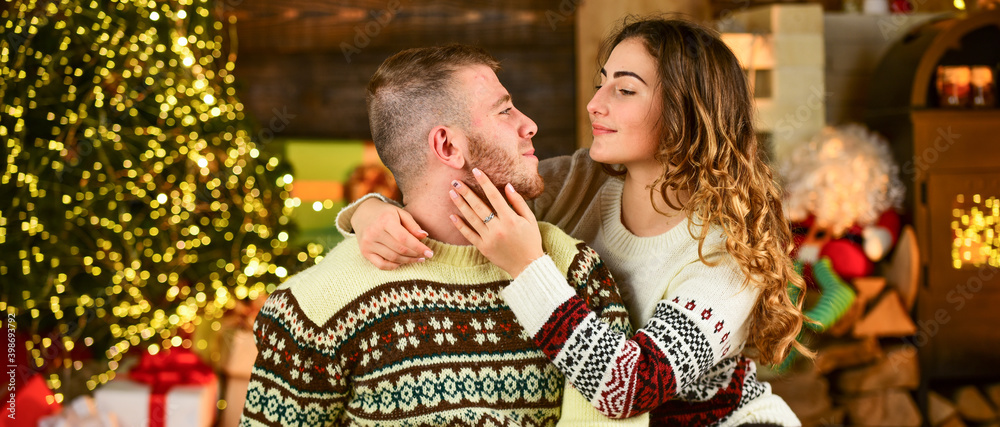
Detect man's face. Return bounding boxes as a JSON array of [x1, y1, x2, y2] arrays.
[[454, 65, 543, 200]]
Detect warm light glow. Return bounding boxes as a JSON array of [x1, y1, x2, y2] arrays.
[[952, 194, 1000, 268], [2, 0, 319, 398]]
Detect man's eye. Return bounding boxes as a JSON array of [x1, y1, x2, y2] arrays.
[[595, 85, 602, 90], [500, 108, 512, 115]]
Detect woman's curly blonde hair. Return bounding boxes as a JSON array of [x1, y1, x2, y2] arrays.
[[599, 17, 813, 365]]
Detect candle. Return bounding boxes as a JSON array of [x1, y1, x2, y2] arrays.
[[970, 66, 995, 108], [937, 66, 971, 108]]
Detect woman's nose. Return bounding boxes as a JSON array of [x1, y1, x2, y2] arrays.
[[587, 87, 607, 117]]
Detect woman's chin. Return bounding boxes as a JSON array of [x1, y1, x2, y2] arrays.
[[589, 142, 610, 163]]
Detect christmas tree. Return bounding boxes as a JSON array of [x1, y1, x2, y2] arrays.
[[1, 0, 315, 402]]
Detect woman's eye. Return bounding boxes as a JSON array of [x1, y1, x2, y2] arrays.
[[595, 85, 603, 90], [620, 89, 635, 95]]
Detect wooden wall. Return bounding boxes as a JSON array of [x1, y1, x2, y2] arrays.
[[228, 0, 968, 157], [824, 12, 945, 126], [228, 0, 578, 160]]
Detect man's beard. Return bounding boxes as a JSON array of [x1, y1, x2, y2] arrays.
[[463, 131, 544, 203]]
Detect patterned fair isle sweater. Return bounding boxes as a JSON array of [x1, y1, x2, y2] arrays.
[[239, 222, 637, 427], [504, 150, 801, 426], [337, 148, 801, 426]]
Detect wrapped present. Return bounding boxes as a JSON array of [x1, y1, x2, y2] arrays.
[[194, 299, 262, 376], [94, 347, 218, 427], [217, 377, 249, 427], [0, 373, 62, 427], [220, 329, 257, 378], [38, 395, 119, 427]]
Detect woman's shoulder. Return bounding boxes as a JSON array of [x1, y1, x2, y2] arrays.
[[537, 147, 599, 180]]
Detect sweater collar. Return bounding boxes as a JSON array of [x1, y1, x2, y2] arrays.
[[421, 238, 491, 267], [599, 178, 699, 257]]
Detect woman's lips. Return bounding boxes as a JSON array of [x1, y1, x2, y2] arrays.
[[592, 124, 616, 136]]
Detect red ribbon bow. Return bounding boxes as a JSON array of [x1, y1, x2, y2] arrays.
[[129, 347, 216, 427]]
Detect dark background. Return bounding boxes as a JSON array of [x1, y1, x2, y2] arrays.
[[230, 0, 578, 159]]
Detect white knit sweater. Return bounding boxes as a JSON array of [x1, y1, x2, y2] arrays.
[[504, 176, 799, 426]]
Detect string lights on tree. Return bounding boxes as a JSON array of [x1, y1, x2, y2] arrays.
[[1, 0, 320, 402]]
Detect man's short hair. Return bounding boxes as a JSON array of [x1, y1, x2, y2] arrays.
[[366, 44, 500, 191]]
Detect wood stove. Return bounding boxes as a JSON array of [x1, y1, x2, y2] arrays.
[[866, 11, 1000, 384]]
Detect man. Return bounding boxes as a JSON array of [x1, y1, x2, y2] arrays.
[[238, 45, 634, 426]]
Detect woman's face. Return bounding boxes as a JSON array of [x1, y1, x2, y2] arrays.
[[587, 38, 662, 168]]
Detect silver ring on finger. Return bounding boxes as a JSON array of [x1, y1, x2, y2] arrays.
[[482, 212, 496, 224]]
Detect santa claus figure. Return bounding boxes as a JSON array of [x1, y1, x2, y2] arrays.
[[780, 123, 906, 282]]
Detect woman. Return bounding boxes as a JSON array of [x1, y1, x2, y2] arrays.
[[342, 18, 809, 426]]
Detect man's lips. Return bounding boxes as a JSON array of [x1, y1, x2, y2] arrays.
[[523, 149, 536, 159], [592, 124, 616, 135]]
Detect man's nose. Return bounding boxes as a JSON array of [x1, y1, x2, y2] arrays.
[[521, 113, 537, 138]]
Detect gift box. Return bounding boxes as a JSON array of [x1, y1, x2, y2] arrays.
[[194, 299, 262, 377], [38, 395, 119, 427], [0, 373, 61, 427], [217, 327, 257, 427], [217, 377, 250, 427], [220, 329, 257, 379], [94, 348, 218, 427]]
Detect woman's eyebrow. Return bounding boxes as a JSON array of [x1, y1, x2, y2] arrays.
[[599, 68, 648, 85]]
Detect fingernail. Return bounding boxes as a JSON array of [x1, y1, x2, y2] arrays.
[[419, 229, 428, 236], [451, 180, 460, 188], [473, 168, 482, 177], [418, 257, 426, 263], [506, 183, 514, 192], [424, 250, 434, 258], [449, 189, 459, 199], [449, 214, 459, 222]]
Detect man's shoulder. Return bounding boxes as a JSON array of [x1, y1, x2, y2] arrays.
[[537, 221, 595, 274], [272, 237, 385, 325], [537, 221, 583, 247], [277, 237, 368, 289]]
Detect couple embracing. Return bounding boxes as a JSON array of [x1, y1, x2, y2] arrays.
[[240, 17, 808, 427]]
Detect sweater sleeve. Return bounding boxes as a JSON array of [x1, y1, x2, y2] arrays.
[[508, 244, 647, 425], [239, 290, 345, 426], [502, 251, 759, 419], [333, 193, 401, 237]]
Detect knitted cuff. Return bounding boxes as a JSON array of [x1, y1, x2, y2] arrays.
[[501, 255, 576, 337], [334, 193, 399, 237]]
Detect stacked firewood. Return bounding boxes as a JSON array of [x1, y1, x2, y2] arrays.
[[763, 225, 934, 425], [927, 385, 1000, 427], [768, 274, 922, 426], [767, 273, 1000, 426]]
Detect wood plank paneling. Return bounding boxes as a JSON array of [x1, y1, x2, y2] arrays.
[[229, 0, 577, 159]]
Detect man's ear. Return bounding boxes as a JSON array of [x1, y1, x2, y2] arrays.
[[428, 125, 466, 170]]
